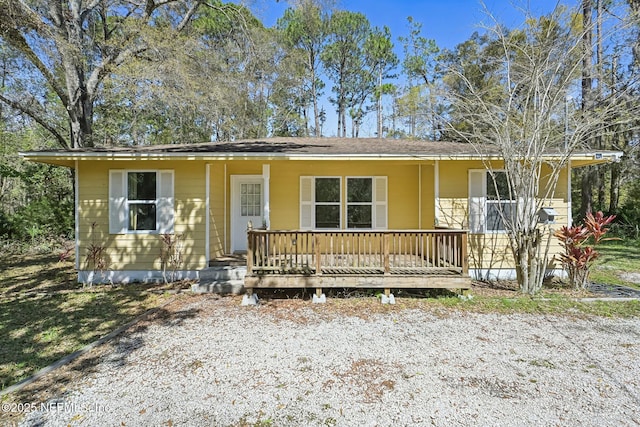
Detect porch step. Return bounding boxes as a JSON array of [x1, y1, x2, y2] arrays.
[[194, 266, 247, 294], [209, 254, 246, 267], [192, 280, 245, 294], [200, 266, 247, 281]]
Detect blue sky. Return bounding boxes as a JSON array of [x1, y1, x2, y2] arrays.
[[250, 0, 578, 50], [244, 0, 580, 137]]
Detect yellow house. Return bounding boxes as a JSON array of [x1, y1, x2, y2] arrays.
[[21, 137, 619, 294]]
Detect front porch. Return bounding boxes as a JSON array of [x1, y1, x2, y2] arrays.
[[244, 229, 471, 292]]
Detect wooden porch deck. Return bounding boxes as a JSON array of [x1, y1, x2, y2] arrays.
[[244, 230, 471, 291]]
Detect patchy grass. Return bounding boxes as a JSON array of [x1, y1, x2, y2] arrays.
[[0, 253, 78, 294], [1, 242, 639, 393], [255, 286, 640, 319], [457, 293, 640, 317], [590, 240, 640, 289], [0, 252, 177, 391]]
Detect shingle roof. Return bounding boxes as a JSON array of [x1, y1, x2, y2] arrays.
[[29, 137, 483, 156], [21, 137, 621, 167]]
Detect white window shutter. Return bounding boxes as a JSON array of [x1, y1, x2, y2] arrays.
[[157, 170, 175, 234], [468, 170, 486, 233], [373, 176, 388, 229], [300, 176, 313, 230], [109, 170, 127, 234]]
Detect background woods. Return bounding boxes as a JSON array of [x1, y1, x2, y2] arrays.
[[1, 0, 639, 248]]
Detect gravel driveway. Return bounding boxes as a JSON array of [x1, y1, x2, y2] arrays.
[[19, 296, 640, 427]]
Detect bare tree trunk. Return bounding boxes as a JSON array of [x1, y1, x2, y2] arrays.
[[580, 0, 595, 219], [377, 69, 383, 138], [609, 161, 621, 213], [596, 168, 607, 210], [311, 67, 320, 136], [580, 170, 594, 218], [630, 0, 640, 65], [595, 0, 607, 211]]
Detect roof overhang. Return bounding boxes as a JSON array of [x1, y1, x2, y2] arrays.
[[568, 151, 623, 167], [19, 137, 623, 168], [20, 150, 623, 169]]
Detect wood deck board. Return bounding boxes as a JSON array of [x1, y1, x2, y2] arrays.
[[244, 274, 471, 290]]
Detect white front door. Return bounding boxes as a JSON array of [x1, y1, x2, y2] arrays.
[[231, 175, 263, 252]]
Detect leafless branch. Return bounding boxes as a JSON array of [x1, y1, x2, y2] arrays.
[[0, 93, 70, 149]]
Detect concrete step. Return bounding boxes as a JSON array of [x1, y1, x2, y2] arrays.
[[209, 254, 246, 267], [192, 280, 245, 295], [196, 266, 247, 294], [199, 266, 247, 282]]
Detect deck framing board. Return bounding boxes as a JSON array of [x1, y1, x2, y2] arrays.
[[245, 274, 471, 289]]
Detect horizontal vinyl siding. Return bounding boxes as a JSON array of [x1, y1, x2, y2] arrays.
[[436, 198, 468, 229], [437, 160, 569, 270], [421, 164, 435, 228], [76, 157, 570, 273], [468, 233, 514, 270], [206, 159, 429, 256], [268, 160, 420, 230], [77, 160, 207, 272], [209, 163, 226, 258]]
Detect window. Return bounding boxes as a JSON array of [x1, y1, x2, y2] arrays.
[[127, 172, 157, 231], [486, 172, 515, 231], [315, 178, 341, 228], [300, 176, 387, 230], [468, 170, 516, 233], [109, 170, 174, 234], [347, 178, 372, 228]]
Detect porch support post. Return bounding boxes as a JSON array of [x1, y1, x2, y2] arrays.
[[241, 289, 258, 306], [74, 160, 79, 271], [246, 223, 254, 274], [383, 233, 390, 274], [381, 233, 395, 304], [205, 163, 210, 263], [242, 223, 258, 306], [262, 164, 270, 229], [312, 287, 326, 303], [434, 160, 440, 226], [314, 234, 322, 275], [381, 287, 395, 305], [224, 163, 227, 253], [461, 232, 469, 275], [567, 161, 572, 227], [418, 164, 422, 229]]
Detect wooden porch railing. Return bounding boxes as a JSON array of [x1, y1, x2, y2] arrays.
[[246, 229, 469, 277]]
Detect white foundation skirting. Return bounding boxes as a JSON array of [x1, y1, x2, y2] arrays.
[[78, 270, 200, 284], [469, 268, 567, 281]]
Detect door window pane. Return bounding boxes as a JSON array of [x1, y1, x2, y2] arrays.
[[241, 183, 261, 217]]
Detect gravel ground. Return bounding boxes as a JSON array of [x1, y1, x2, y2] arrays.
[[18, 296, 640, 427]]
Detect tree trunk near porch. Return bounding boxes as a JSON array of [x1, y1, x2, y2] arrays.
[[580, 169, 594, 220], [609, 161, 621, 213]]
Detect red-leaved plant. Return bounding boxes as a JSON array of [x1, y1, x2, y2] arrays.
[[554, 211, 616, 289]]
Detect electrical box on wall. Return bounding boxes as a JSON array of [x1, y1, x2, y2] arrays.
[[538, 207, 558, 224]]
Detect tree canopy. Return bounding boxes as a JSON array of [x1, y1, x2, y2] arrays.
[[2, 0, 639, 284]]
